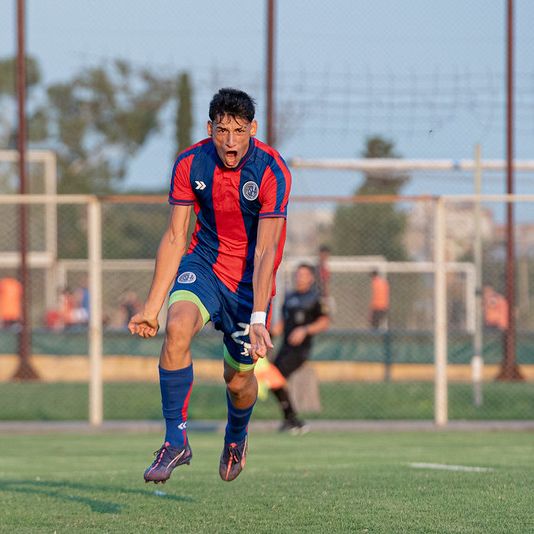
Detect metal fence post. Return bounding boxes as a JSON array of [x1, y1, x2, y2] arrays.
[[88, 197, 103, 426], [434, 197, 448, 426], [472, 144, 484, 406]]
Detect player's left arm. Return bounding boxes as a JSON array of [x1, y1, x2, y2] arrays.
[[249, 217, 286, 361]]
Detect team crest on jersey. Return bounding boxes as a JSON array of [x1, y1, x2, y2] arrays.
[[242, 181, 259, 201], [177, 271, 196, 284]]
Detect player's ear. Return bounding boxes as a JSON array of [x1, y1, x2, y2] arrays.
[[250, 120, 258, 136], [207, 120, 213, 136]]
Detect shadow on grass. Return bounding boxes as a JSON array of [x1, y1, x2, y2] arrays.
[[0, 478, 194, 514]]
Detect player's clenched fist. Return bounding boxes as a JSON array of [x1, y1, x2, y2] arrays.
[[128, 312, 159, 338]]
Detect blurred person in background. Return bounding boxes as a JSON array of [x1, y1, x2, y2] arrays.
[[269, 263, 330, 433], [483, 285, 508, 332], [71, 283, 90, 328], [0, 277, 22, 330], [369, 270, 389, 330], [59, 287, 76, 330], [483, 285, 508, 359], [128, 88, 291, 484], [77, 276, 90, 324]]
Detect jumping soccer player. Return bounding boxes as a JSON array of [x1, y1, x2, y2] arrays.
[[128, 88, 291, 483]]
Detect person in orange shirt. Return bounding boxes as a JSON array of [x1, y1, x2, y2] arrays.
[[483, 286, 508, 332], [369, 270, 389, 329], [0, 277, 23, 328]]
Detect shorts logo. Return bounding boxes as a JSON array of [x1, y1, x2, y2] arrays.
[[177, 271, 196, 284], [231, 322, 252, 356], [242, 181, 259, 201]]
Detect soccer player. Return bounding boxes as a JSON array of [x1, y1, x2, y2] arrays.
[[128, 88, 291, 483], [269, 263, 330, 433]]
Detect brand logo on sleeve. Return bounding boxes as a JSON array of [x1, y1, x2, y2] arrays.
[[177, 272, 196, 284], [242, 181, 259, 201]]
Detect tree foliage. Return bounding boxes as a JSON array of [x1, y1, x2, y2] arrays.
[[0, 56, 48, 147], [0, 56, 195, 195], [0, 56, 196, 258], [46, 60, 175, 194], [332, 136, 410, 260]]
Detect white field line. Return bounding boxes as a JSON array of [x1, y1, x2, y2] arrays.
[[409, 462, 494, 473]]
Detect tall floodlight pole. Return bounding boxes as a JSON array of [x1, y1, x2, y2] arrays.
[[266, 0, 276, 147], [497, 0, 523, 380], [13, 0, 38, 380]]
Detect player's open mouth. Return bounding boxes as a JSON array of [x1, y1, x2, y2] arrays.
[[225, 151, 238, 167]]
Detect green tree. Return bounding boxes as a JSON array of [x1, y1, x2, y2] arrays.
[[0, 55, 48, 148], [0, 56, 195, 259], [46, 60, 174, 194], [332, 136, 409, 260], [175, 72, 193, 154]]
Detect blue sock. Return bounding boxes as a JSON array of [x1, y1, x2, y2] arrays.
[[159, 364, 193, 449], [224, 390, 255, 444]]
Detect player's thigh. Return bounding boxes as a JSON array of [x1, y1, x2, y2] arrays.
[[166, 254, 222, 339], [216, 282, 258, 374]]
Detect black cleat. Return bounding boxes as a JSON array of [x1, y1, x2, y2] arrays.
[[144, 441, 192, 484], [219, 436, 248, 482], [279, 418, 310, 435]]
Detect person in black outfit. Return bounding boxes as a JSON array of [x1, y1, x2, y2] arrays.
[[270, 263, 330, 433]]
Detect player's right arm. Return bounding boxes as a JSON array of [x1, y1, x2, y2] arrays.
[[128, 205, 191, 338]]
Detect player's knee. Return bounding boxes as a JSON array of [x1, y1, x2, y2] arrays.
[[164, 320, 194, 352], [225, 370, 255, 397]]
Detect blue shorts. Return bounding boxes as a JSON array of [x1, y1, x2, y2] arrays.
[[168, 254, 262, 372]]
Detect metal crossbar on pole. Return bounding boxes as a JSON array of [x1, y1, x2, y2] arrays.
[[289, 158, 534, 172]]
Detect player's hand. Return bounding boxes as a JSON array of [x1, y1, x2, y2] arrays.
[[128, 311, 159, 338], [288, 326, 308, 346], [249, 323, 274, 361]]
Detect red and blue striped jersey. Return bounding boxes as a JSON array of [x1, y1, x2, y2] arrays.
[[168, 137, 291, 294]]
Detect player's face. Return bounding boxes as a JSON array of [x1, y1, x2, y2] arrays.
[[295, 267, 315, 293], [207, 114, 257, 169]]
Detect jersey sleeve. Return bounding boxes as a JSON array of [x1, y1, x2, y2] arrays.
[[258, 157, 292, 218], [313, 296, 330, 320], [168, 154, 195, 206]]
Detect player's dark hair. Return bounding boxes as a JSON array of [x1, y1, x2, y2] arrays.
[[297, 263, 316, 276], [209, 88, 256, 123]]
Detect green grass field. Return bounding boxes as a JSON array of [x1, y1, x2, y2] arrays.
[[1, 381, 533, 421], [0, 431, 533, 533]]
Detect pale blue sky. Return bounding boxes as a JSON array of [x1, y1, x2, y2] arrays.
[[1, 0, 533, 195]]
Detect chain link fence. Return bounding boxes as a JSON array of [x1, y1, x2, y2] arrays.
[[1, 191, 533, 423]]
